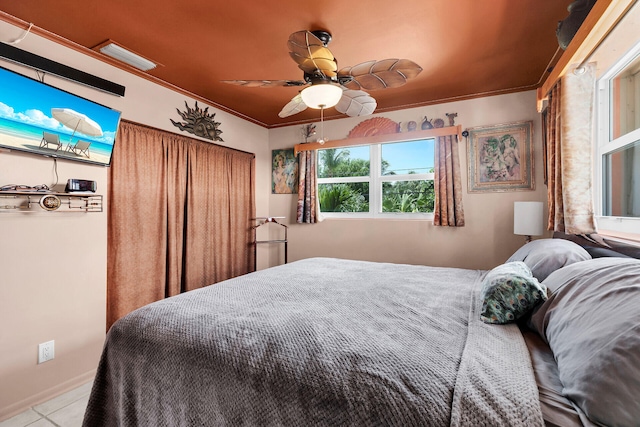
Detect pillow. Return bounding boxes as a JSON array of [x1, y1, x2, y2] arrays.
[[584, 246, 632, 259], [507, 238, 591, 282], [529, 257, 640, 427], [479, 261, 547, 324]]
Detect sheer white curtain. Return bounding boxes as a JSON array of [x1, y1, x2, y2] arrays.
[[545, 63, 597, 234]]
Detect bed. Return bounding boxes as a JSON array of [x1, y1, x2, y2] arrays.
[[83, 237, 640, 427]]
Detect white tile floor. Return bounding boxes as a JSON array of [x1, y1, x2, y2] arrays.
[[0, 381, 92, 427]]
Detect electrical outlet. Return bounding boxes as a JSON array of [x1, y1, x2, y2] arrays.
[[38, 340, 55, 364]]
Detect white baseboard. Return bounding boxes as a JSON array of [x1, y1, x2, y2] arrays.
[[0, 369, 96, 422]]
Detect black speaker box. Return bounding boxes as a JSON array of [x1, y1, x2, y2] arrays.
[[0, 43, 126, 97]]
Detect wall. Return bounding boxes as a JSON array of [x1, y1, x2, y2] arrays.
[[0, 20, 270, 420], [268, 91, 549, 270]]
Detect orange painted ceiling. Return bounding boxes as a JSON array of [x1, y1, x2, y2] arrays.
[[0, 0, 573, 128]]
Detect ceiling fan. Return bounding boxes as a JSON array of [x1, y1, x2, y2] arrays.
[[221, 30, 423, 118]]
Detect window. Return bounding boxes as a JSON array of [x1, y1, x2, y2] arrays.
[[317, 139, 435, 218], [596, 41, 640, 233]]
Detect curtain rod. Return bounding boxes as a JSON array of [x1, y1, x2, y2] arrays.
[[120, 119, 255, 157], [294, 125, 462, 155]]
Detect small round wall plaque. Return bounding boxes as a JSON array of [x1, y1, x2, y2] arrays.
[[39, 194, 61, 211]]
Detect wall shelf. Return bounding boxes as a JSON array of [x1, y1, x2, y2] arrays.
[[536, 0, 636, 112], [0, 191, 102, 213]]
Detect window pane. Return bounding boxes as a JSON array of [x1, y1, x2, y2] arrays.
[[317, 146, 369, 178], [603, 140, 640, 217], [382, 180, 434, 213], [381, 139, 434, 175], [318, 183, 369, 212], [611, 53, 640, 140]]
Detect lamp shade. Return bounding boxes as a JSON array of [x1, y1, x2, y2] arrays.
[[514, 201, 544, 236], [300, 83, 343, 109]]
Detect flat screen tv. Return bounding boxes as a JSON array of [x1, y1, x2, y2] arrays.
[[0, 65, 122, 167]]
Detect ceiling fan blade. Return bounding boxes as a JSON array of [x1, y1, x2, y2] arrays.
[[335, 89, 377, 117], [221, 79, 306, 87], [288, 30, 326, 50], [278, 94, 308, 118], [287, 42, 334, 63], [337, 59, 423, 90], [338, 61, 385, 90], [287, 30, 337, 76], [289, 52, 338, 77], [388, 58, 423, 80]]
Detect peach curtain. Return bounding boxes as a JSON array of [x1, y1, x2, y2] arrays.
[[297, 150, 320, 223], [107, 121, 255, 329], [433, 134, 465, 226], [545, 64, 597, 234]]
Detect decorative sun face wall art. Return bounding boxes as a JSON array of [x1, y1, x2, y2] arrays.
[[170, 101, 223, 141]]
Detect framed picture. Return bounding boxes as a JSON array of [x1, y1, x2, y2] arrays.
[[466, 120, 534, 192], [272, 149, 299, 194]]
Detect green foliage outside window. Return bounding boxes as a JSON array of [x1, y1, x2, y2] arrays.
[[317, 147, 434, 214], [318, 183, 369, 212], [382, 179, 434, 213], [318, 148, 370, 178]]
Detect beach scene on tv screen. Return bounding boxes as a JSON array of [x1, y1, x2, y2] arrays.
[[0, 67, 121, 166]]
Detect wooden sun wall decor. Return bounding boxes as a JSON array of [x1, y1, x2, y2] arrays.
[[347, 117, 400, 138], [170, 101, 224, 142]]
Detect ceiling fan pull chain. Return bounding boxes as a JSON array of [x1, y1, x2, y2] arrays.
[[319, 105, 326, 144]]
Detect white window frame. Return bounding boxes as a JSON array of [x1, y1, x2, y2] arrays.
[[595, 40, 640, 235], [318, 140, 435, 220]]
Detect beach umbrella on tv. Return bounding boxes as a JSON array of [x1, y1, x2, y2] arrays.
[[51, 108, 103, 140]]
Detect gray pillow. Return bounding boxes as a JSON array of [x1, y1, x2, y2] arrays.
[[479, 261, 547, 324], [529, 257, 640, 427], [507, 238, 591, 281], [584, 246, 632, 259]]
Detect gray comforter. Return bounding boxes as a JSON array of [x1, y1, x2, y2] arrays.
[[83, 258, 543, 426]]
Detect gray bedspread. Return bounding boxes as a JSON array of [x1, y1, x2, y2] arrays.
[[83, 258, 543, 426]]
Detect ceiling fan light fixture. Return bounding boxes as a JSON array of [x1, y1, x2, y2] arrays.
[[300, 83, 342, 109], [98, 42, 157, 71]]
